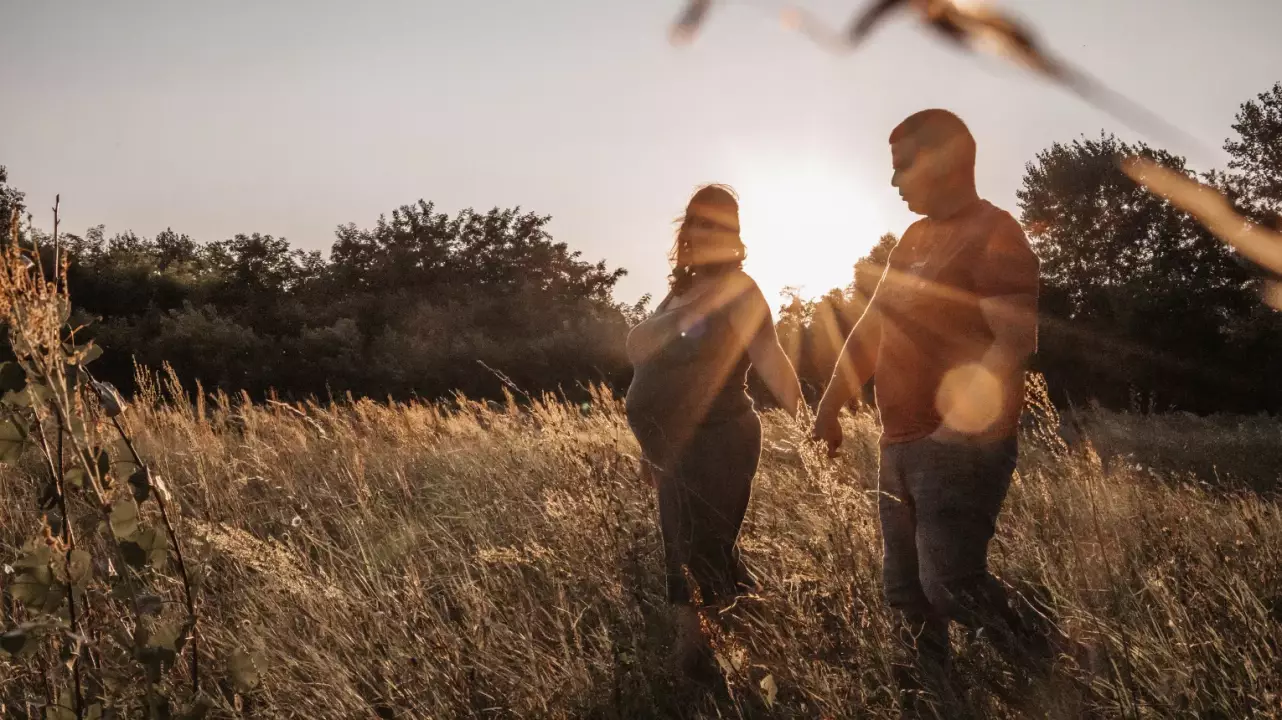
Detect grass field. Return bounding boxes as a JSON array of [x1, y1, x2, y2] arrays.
[[2, 370, 1281, 718]]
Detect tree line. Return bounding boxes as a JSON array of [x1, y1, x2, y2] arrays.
[[1, 188, 646, 402], [2, 81, 1280, 413]]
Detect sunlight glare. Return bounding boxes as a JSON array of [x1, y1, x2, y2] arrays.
[[729, 152, 886, 310]]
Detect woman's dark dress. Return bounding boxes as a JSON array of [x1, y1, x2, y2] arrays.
[[625, 271, 766, 606]]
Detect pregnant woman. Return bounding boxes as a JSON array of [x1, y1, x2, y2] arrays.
[[625, 184, 803, 677]]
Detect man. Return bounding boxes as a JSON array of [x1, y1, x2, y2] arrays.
[[812, 109, 1044, 710]]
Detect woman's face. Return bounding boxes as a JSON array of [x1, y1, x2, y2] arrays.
[[684, 207, 742, 266]]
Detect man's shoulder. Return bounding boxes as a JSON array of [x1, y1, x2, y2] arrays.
[[970, 201, 1040, 294], [976, 199, 1017, 227], [977, 201, 1034, 250], [903, 217, 931, 237], [891, 219, 929, 262]]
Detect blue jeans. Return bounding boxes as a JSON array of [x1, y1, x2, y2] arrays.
[[878, 436, 1035, 692]]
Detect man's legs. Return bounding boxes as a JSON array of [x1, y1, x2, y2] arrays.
[[907, 437, 1047, 672], [878, 443, 953, 713]]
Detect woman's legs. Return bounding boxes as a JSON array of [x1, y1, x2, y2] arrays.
[[657, 411, 763, 607], [651, 412, 763, 678]]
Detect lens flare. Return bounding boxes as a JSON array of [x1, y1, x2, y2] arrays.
[[935, 362, 1003, 435]]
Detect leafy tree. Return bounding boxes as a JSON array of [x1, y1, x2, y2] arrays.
[[42, 195, 633, 402], [1018, 133, 1277, 412], [0, 165, 24, 240], [1020, 134, 1252, 317], [330, 202, 624, 304], [1225, 82, 1282, 219], [852, 232, 897, 303]]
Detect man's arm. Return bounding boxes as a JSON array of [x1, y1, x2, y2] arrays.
[[974, 216, 1040, 383], [810, 253, 894, 454], [930, 292, 1035, 442], [933, 214, 1039, 441], [977, 293, 1037, 378], [816, 302, 883, 420]]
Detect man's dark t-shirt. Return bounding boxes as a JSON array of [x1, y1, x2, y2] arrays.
[[871, 199, 1040, 447]]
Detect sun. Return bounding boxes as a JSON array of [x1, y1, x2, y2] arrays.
[[727, 151, 888, 311]]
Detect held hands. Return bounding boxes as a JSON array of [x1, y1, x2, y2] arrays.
[[809, 407, 843, 458]]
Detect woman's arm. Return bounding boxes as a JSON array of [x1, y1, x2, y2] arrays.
[[729, 276, 804, 416], [748, 328, 804, 416]]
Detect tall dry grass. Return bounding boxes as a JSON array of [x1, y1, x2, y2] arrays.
[[2, 367, 1280, 718]]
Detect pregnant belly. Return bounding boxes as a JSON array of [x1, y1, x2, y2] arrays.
[[625, 364, 679, 425], [627, 360, 751, 454]]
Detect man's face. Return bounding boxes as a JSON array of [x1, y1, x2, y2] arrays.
[[891, 139, 940, 216]]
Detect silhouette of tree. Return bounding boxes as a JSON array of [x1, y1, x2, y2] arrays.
[[1225, 81, 1282, 219], [1020, 134, 1250, 319], [1018, 132, 1278, 412], [852, 232, 897, 303], [47, 198, 633, 402], [0, 166, 24, 240]]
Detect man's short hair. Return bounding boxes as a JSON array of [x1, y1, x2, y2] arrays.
[[890, 109, 976, 168]]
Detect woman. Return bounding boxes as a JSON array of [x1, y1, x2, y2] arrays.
[[625, 184, 803, 676]]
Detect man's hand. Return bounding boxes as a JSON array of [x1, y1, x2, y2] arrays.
[[811, 295, 882, 457], [810, 408, 844, 457]]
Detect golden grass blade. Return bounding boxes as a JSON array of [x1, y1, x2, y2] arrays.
[[944, 2, 1059, 76], [780, 5, 846, 49], [1265, 281, 1282, 310], [671, 0, 714, 44], [1123, 157, 1282, 309], [845, 0, 906, 46], [772, 0, 1209, 157], [935, 2, 1208, 153]]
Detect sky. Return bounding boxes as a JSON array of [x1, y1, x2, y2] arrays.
[[3, 0, 1281, 309]]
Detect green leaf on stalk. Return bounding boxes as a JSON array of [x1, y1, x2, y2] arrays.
[[0, 418, 28, 464], [109, 498, 140, 540]]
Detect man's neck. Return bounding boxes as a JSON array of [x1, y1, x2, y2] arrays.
[[925, 184, 981, 221]]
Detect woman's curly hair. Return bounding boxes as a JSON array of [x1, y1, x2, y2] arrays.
[[669, 183, 746, 294]]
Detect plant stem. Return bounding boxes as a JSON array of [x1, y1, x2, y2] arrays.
[[110, 412, 200, 694], [56, 423, 84, 719], [28, 407, 84, 720], [51, 194, 84, 720]]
